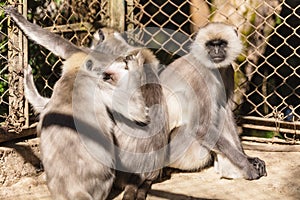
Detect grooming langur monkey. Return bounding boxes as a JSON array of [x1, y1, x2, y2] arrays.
[[6, 7, 168, 199], [110, 49, 168, 200], [35, 50, 151, 199], [78, 29, 169, 200], [160, 22, 267, 179]]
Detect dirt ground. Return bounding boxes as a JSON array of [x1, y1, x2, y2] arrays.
[[0, 138, 299, 200]]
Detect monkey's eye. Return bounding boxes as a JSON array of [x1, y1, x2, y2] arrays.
[[122, 58, 130, 70], [220, 42, 227, 48], [206, 39, 228, 48], [85, 59, 93, 71], [124, 54, 136, 70]]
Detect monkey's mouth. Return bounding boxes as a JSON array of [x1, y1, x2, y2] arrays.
[[211, 57, 225, 63]]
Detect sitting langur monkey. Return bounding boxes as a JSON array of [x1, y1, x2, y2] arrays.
[[160, 22, 267, 179], [6, 7, 168, 199]]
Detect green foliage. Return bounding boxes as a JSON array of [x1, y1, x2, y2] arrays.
[[275, 16, 282, 25], [0, 74, 8, 94], [0, 1, 8, 119], [242, 129, 283, 139]]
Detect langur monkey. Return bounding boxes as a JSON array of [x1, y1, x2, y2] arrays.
[[34, 50, 150, 199], [160, 22, 267, 179], [6, 7, 168, 199], [109, 49, 168, 200]]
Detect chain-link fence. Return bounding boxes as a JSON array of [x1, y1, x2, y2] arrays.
[[0, 0, 112, 141], [0, 0, 299, 143]]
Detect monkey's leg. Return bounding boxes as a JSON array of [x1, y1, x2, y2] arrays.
[[122, 174, 143, 200], [168, 125, 212, 171], [136, 180, 152, 200], [214, 108, 267, 180], [214, 153, 246, 179]]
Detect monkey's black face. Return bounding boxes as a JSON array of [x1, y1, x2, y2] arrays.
[[205, 39, 228, 63]]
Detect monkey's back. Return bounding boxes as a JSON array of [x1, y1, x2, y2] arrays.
[[38, 65, 115, 200]]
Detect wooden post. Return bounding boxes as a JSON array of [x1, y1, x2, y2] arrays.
[[190, 0, 210, 34], [7, 0, 28, 132], [108, 0, 125, 32]]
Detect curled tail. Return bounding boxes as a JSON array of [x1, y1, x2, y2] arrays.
[[24, 65, 49, 113]]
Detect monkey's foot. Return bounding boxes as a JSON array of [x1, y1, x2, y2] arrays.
[[247, 157, 267, 179]]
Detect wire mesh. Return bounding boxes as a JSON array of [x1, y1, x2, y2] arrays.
[[0, 0, 299, 141], [124, 0, 300, 139], [0, 0, 110, 134]]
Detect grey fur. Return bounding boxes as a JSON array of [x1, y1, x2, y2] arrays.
[[23, 65, 50, 113], [112, 49, 169, 200], [7, 8, 167, 198], [36, 52, 116, 200], [160, 22, 267, 180], [5, 7, 83, 59]]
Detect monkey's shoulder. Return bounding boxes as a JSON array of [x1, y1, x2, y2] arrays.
[[62, 52, 89, 74]]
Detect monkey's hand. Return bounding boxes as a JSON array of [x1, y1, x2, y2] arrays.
[[129, 105, 150, 125]]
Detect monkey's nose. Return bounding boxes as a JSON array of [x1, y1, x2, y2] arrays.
[[214, 46, 219, 54]]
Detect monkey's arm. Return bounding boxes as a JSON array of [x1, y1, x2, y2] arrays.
[[24, 65, 49, 113], [218, 65, 234, 102], [5, 7, 82, 59]]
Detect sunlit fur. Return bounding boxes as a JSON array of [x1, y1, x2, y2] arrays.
[[37, 52, 116, 200], [160, 22, 266, 180], [5, 7, 82, 59], [21, 27, 166, 199], [190, 22, 243, 69], [23, 66, 50, 114]]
